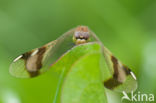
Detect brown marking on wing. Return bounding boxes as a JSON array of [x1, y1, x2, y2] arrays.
[[28, 71, 40, 77], [36, 47, 46, 70], [21, 47, 46, 77], [28, 47, 46, 77], [104, 78, 122, 89], [122, 65, 131, 75], [111, 56, 119, 80], [22, 51, 32, 60]]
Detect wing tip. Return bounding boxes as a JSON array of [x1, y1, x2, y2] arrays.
[[9, 61, 31, 79]]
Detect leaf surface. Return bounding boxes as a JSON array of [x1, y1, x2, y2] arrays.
[[50, 42, 107, 103]]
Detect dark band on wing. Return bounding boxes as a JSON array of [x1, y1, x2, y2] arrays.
[[21, 47, 46, 77], [36, 47, 46, 69], [103, 56, 121, 89], [104, 78, 122, 89], [104, 56, 133, 89], [22, 52, 32, 59], [122, 65, 131, 75], [28, 71, 40, 77], [111, 56, 119, 79]]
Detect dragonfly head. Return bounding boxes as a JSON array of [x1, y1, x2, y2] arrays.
[[73, 26, 90, 45]]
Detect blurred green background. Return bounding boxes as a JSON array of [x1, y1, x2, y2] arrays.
[[0, 0, 156, 103]]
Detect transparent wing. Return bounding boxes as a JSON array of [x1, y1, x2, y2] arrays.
[[9, 40, 58, 78]]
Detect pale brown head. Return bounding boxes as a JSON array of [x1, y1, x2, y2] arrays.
[[73, 26, 90, 45]]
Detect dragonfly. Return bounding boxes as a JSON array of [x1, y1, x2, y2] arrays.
[[9, 26, 137, 93]]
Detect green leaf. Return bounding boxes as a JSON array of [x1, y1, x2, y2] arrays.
[[50, 42, 107, 103]]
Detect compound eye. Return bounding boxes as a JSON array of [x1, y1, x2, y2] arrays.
[[83, 32, 90, 40], [74, 32, 90, 40], [74, 32, 80, 39]]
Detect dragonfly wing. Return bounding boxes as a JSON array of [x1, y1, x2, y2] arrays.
[[9, 40, 57, 78], [9, 28, 76, 78], [89, 30, 137, 92], [9, 27, 98, 78], [102, 46, 137, 92]]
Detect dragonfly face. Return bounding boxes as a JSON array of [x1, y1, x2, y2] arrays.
[[73, 26, 90, 45]]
